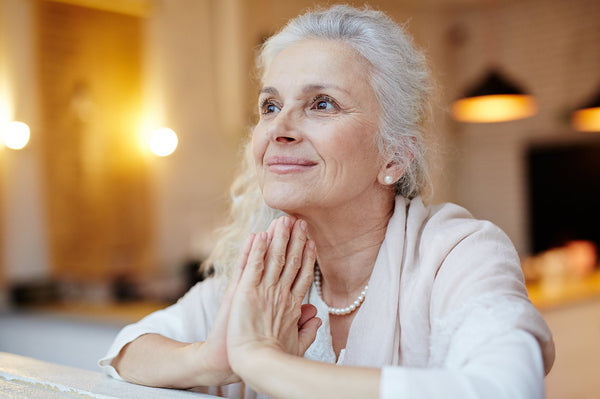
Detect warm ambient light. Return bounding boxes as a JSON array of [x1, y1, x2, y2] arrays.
[[571, 87, 600, 132], [451, 94, 538, 123], [451, 69, 538, 123], [571, 107, 600, 132], [149, 127, 178, 157], [2, 121, 30, 150]]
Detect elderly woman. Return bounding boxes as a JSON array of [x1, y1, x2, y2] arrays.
[[100, 5, 554, 399]]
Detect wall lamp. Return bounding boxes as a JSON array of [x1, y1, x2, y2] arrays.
[[1, 120, 30, 150], [149, 127, 178, 157]]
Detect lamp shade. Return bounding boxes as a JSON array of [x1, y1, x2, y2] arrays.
[[571, 86, 600, 132], [451, 69, 538, 123]]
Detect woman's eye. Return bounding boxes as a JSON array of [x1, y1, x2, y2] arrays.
[[260, 100, 280, 115], [316, 101, 333, 110], [311, 96, 336, 111]]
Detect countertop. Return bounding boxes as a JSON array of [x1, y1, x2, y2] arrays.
[[0, 352, 219, 398]]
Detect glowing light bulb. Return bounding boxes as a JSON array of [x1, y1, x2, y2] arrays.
[[451, 94, 538, 123], [3, 121, 30, 150], [571, 106, 600, 132], [149, 127, 178, 157]]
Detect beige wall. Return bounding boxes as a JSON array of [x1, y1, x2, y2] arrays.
[[444, 0, 600, 256], [0, 0, 48, 284]]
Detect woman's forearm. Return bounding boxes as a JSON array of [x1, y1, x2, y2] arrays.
[[235, 346, 380, 399], [111, 334, 237, 389]]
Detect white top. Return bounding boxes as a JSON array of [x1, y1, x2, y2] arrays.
[[100, 197, 554, 399], [304, 284, 346, 365]]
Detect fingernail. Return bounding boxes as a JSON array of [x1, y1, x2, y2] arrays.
[[283, 216, 291, 227]]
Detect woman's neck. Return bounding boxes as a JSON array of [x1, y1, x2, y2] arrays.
[[298, 193, 395, 301]]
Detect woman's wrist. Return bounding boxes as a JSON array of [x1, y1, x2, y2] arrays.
[[231, 345, 291, 394], [188, 341, 240, 387]]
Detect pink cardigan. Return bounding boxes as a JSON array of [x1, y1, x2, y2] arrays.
[[101, 196, 554, 398]]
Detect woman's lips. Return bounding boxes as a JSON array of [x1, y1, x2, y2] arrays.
[[266, 156, 317, 174]]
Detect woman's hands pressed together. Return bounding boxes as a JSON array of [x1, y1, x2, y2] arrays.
[[110, 216, 321, 393], [111, 214, 381, 399], [226, 216, 320, 380]]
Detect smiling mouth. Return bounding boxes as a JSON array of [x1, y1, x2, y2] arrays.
[[266, 156, 317, 174]]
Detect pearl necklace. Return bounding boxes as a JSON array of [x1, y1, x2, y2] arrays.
[[313, 266, 368, 316]]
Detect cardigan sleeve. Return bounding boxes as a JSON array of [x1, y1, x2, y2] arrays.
[[426, 215, 554, 373], [379, 201, 553, 398], [98, 276, 224, 379], [380, 329, 545, 398]]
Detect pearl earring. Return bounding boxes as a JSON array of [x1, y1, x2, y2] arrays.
[[384, 175, 394, 185]]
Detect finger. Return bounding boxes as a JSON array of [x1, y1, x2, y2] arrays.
[[262, 217, 293, 284], [279, 219, 309, 289], [298, 303, 318, 327], [291, 238, 316, 298], [230, 234, 255, 286], [298, 316, 322, 355], [206, 236, 255, 360], [238, 231, 268, 288], [265, 217, 280, 247], [220, 234, 256, 314]]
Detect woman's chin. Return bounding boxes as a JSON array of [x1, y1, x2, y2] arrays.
[[262, 193, 308, 215], [264, 199, 300, 214]]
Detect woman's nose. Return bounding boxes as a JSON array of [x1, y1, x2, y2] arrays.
[[267, 109, 302, 143]]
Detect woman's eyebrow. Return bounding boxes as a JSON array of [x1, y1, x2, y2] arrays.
[[302, 83, 349, 95], [259, 87, 279, 96], [259, 84, 350, 96]]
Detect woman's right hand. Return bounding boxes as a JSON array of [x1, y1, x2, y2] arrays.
[[198, 217, 284, 385], [197, 233, 256, 385], [111, 235, 256, 389], [112, 220, 286, 389]]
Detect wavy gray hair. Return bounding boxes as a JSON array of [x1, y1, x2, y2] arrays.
[[205, 5, 432, 277]]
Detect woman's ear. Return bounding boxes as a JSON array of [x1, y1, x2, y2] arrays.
[[377, 159, 404, 186], [378, 145, 416, 186]]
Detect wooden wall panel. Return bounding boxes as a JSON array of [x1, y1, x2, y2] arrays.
[[36, 1, 154, 283]]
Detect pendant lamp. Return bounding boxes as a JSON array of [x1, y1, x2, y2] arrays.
[[571, 86, 600, 132], [451, 68, 538, 123], [571, 1, 600, 132]]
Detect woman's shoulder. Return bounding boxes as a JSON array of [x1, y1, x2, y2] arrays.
[[404, 197, 511, 248], [403, 197, 523, 299]]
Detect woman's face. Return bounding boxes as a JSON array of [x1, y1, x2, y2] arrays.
[[252, 39, 385, 215]]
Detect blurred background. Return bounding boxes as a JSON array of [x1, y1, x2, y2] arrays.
[[0, 0, 599, 397]]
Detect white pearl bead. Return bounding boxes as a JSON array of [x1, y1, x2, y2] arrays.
[[314, 266, 369, 316]]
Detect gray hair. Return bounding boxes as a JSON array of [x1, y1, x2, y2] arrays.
[[257, 5, 432, 198]]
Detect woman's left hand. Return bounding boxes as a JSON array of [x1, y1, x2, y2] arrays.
[[226, 216, 320, 375]]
